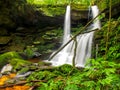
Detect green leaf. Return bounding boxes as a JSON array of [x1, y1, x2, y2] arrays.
[[104, 68, 116, 75], [64, 84, 79, 90]]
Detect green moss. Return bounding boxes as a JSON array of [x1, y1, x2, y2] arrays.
[[40, 7, 65, 17], [38, 61, 51, 66], [71, 4, 88, 11], [0, 51, 32, 71], [9, 58, 31, 71], [17, 67, 30, 74], [0, 52, 22, 69]]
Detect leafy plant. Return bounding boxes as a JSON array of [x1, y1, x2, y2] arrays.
[[80, 58, 120, 89]]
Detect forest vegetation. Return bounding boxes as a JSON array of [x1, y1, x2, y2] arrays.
[[0, 0, 120, 90]]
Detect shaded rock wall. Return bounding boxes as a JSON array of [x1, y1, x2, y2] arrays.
[[0, 1, 89, 55]]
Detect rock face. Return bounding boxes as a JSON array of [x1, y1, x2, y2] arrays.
[[0, 2, 90, 56], [71, 9, 88, 26], [104, 3, 120, 18]]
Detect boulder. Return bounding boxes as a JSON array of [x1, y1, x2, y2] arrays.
[[0, 52, 22, 69]]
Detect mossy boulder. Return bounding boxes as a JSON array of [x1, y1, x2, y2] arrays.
[[9, 58, 32, 72], [6, 44, 25, 52], [0, 52, 22, 69]]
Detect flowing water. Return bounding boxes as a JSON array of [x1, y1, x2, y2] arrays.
[[49, 5, 101, 67]]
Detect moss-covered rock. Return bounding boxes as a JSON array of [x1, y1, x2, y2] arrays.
[[0, 36, 11, 45], [0, 51, 33, 73], [6, 44, 25, 52], [0, 52, 22, 69], [9, 58, 31, 70]]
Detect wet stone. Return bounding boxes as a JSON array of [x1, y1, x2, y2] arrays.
[[0, 36, 11, 45]]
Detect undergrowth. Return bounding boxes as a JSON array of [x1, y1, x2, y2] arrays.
[[27, 60, 120, 90]]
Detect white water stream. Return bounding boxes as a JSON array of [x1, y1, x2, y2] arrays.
[[49, 5, 101, 67]]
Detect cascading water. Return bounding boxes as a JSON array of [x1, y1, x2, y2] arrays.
[[49, 5, 74, 66], [75, 5, 101, 67], [91, 6, 101, 30], [50, 5, 101, 67], [63, 5, 71, 45]]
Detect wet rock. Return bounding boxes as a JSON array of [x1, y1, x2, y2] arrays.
[[16, 27, 25, 31], [33, 51, 41, 57], [1, 64, 13, 74], [15, 71, 32, 78], [71, 10, 88, 20], [6, 44, 25, 52], [0, 36, 11, 45], [16, 27, 31, 33]]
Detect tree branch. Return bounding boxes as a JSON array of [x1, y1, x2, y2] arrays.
[[72, 36, 77, 67], [0, 80, 46, 88]]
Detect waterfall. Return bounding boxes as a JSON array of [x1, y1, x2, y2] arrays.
[[75, 5, 101, 67], [91, 6, 101, 30], [49, 5, 101, 67], [63, 5, 71, 45]]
